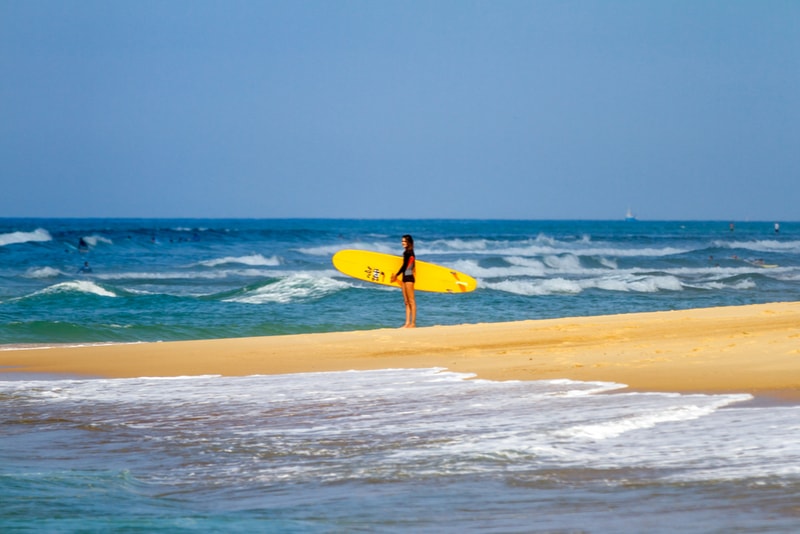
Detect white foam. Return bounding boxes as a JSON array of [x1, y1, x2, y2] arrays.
[[24, 266, 64, 279], [437, 257, 781, 293], [476, 243, 689, 258], [197, 254, 281, 268], [0, 341, 143, 351], [457, 260, 546, 279], [298, 236, 690, 259], [421, 238, 492, 254], [555, 396, 746, 441], [3, 370, 796, 484], [597, 257, 618, 269], [94, 268, 277, 281], [81, 235, 113, 247], [506, 256, 547, 269], [486, 278, 583, 296], [0, 228, 52, 247], [543, 254, 583, 271], [714, 238, 800, 254], [484, 274, 684, 296], [33, 280, 117, 298], [689, 278, 757, 290], [224, 274, 349, 304], [524, 379, 628, 397]]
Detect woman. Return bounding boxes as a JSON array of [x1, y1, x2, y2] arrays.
[[390, 234, 416, 328]]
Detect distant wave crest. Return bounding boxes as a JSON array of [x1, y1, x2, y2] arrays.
[[484, 274, 685, 296], [24, 266, 64, 279], [198, 254, 281, 268], [0, 228, 52, 247], [33, 281, 117, 298], [225, 274, 348, 304]]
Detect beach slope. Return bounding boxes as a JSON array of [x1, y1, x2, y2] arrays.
[[2, 302, 799, 398]]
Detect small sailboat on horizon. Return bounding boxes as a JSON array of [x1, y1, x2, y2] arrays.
[[625, 208, 637, 222]]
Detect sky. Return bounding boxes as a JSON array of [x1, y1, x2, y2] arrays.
[[1, 1, 799, 220]]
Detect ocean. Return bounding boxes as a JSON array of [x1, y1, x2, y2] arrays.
[[2, 218, 800, 532]]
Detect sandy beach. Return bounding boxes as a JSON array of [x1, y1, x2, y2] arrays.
[[2, 302, 798, 399]]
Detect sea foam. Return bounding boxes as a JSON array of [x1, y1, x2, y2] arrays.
[[198, 254, 281, 268], [24, 266, 64, 279], [0, 228, 52, 247], [224, 274, 349, 304], [33, 281, 117, 298], [484, 273, 685, 296]]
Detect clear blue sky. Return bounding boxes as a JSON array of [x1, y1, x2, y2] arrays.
[[2, 1, 798, 220]]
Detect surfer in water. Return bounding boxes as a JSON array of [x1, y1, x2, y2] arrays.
[[391, 234, 416, 328]]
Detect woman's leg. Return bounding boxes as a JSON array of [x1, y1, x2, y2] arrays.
[[402, 282, 416, 328]]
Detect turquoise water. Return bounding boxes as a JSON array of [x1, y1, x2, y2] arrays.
[[2, 219, 800, 532], [2, 218, 798, 343]]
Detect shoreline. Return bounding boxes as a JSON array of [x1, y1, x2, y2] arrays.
[[2, 302, 799, 401]]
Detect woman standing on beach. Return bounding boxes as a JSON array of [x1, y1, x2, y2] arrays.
[[391, 234, 416, 328]]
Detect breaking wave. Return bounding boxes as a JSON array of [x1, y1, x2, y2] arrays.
[[224, 275, 349, 304], [197, 254, 282, 268], [31, 281, 117, 298], [0, 228, 52, 247]]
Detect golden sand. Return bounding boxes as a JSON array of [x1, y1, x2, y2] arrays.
[[2, 302, 799, 399]]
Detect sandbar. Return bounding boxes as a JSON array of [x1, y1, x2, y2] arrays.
[[2, 302, 799, 400]]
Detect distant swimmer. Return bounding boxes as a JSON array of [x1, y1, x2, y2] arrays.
[[744, 258, 779, 269], [78, 261, 92, 274], [775, 222, 780, 234], [78, 237, 89, 252]]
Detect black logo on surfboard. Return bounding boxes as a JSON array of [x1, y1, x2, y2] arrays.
[[364, 265, 385, 282]]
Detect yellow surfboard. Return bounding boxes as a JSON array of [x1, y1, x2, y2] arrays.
[[332, 250, 477, 293]]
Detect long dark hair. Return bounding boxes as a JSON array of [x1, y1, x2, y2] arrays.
[[402, 234, 414, 249]]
